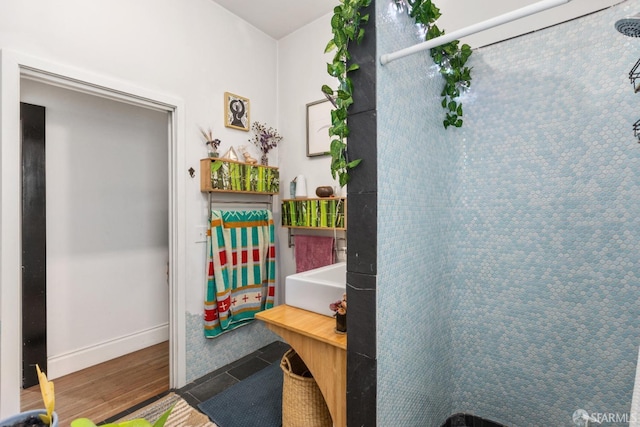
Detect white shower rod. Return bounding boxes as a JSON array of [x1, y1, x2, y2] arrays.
[[379, 0, 573, 65]]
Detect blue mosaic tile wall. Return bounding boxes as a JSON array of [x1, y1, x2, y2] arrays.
[[377, 2, 457, 425], [377, 1, 640, 426], [185, 313, 277, 382]]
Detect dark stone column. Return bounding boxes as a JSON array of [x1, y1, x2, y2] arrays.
[[346, 1, 377, 425]]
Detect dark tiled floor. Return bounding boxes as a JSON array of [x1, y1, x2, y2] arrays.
[[101, 340, 290, 424], [177, 340, 290, 408], [105, 341, 511, 427]]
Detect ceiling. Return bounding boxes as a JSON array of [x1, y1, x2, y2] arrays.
[[209, 0, 625, 44], [210, 0, 337, 40]]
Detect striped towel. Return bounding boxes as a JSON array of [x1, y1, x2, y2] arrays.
[[204, 210, 276, 338]]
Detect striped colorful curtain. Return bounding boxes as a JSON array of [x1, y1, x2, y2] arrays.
[[204, 209, 276, 338]]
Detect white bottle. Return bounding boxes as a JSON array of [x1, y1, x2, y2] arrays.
[[294, 175, 307, 198]]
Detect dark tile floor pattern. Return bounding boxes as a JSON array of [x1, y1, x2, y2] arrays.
[[177, 340, 290, 408], [103, 340, 511, 427], [101, 340, 290, 425]]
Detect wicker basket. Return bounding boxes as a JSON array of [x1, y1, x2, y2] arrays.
[[280, 348, 332, 427]]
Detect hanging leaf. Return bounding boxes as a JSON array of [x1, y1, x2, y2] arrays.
[[411, 1, 473, 128], [324, 40, 336, 54], [36, 365, 55, 426]]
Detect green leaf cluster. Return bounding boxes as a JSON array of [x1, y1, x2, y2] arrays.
[[408, 0, 473, 128], [71, 407, 173, 427], [321, 0, 472, 186], [322, 0, 371, 187]]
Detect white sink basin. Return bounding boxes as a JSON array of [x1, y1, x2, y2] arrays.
[[285, 262, 346, 317]]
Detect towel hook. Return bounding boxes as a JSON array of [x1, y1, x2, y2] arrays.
[[288, 229, 295, 248]]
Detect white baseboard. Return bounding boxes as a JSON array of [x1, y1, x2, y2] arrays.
[[47, 323, 169, 380]]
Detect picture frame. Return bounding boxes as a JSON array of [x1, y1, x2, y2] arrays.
[[306, 98, 333, 157], [224, 92, 250, 131]]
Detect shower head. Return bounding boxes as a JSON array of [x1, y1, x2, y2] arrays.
[[616, 13, 640, 37]]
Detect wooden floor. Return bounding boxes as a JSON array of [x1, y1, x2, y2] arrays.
[[21, 341, 169, 426]]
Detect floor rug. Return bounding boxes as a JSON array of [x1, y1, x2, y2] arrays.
[[117, 392, 217, 427], [198, 363, 283, 427]]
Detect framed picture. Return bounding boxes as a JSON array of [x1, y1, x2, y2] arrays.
[[224, 92, 250, 131], [306, 99, 333, 157]]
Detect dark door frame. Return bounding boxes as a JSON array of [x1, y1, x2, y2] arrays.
[[20, 102, 47, 388]]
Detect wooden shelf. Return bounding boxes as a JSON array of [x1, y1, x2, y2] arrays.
[[282, 197, 344, 202], [200, 158, 279, 194], [281, 197, 346, 230]]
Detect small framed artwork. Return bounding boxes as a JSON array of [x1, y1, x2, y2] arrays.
[[224, 92, 250, 131], [306, 99, 333, 157]]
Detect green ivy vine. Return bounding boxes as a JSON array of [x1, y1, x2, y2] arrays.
[[322, 0, 472, 186], [321, 0, 371, 187], [408, 0, 472, 128]]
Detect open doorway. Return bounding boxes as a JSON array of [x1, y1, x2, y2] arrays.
[[0, 50, 187, 418], [19, 80, 170, 420], [20, 79, 170, 382]]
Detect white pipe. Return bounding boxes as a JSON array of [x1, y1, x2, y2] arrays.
[[380, 0, 572, 65]]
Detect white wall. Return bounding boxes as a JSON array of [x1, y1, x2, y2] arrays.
[[0, 0, 277, 313], [0, 0, 347, 415], [276, 13, 345, 289], [21, 79, 170, 379], [0, 0, 278, 414]]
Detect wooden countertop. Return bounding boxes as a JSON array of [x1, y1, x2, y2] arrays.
[[256, 304, 346, 350], [255, 304, 347, 427]]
